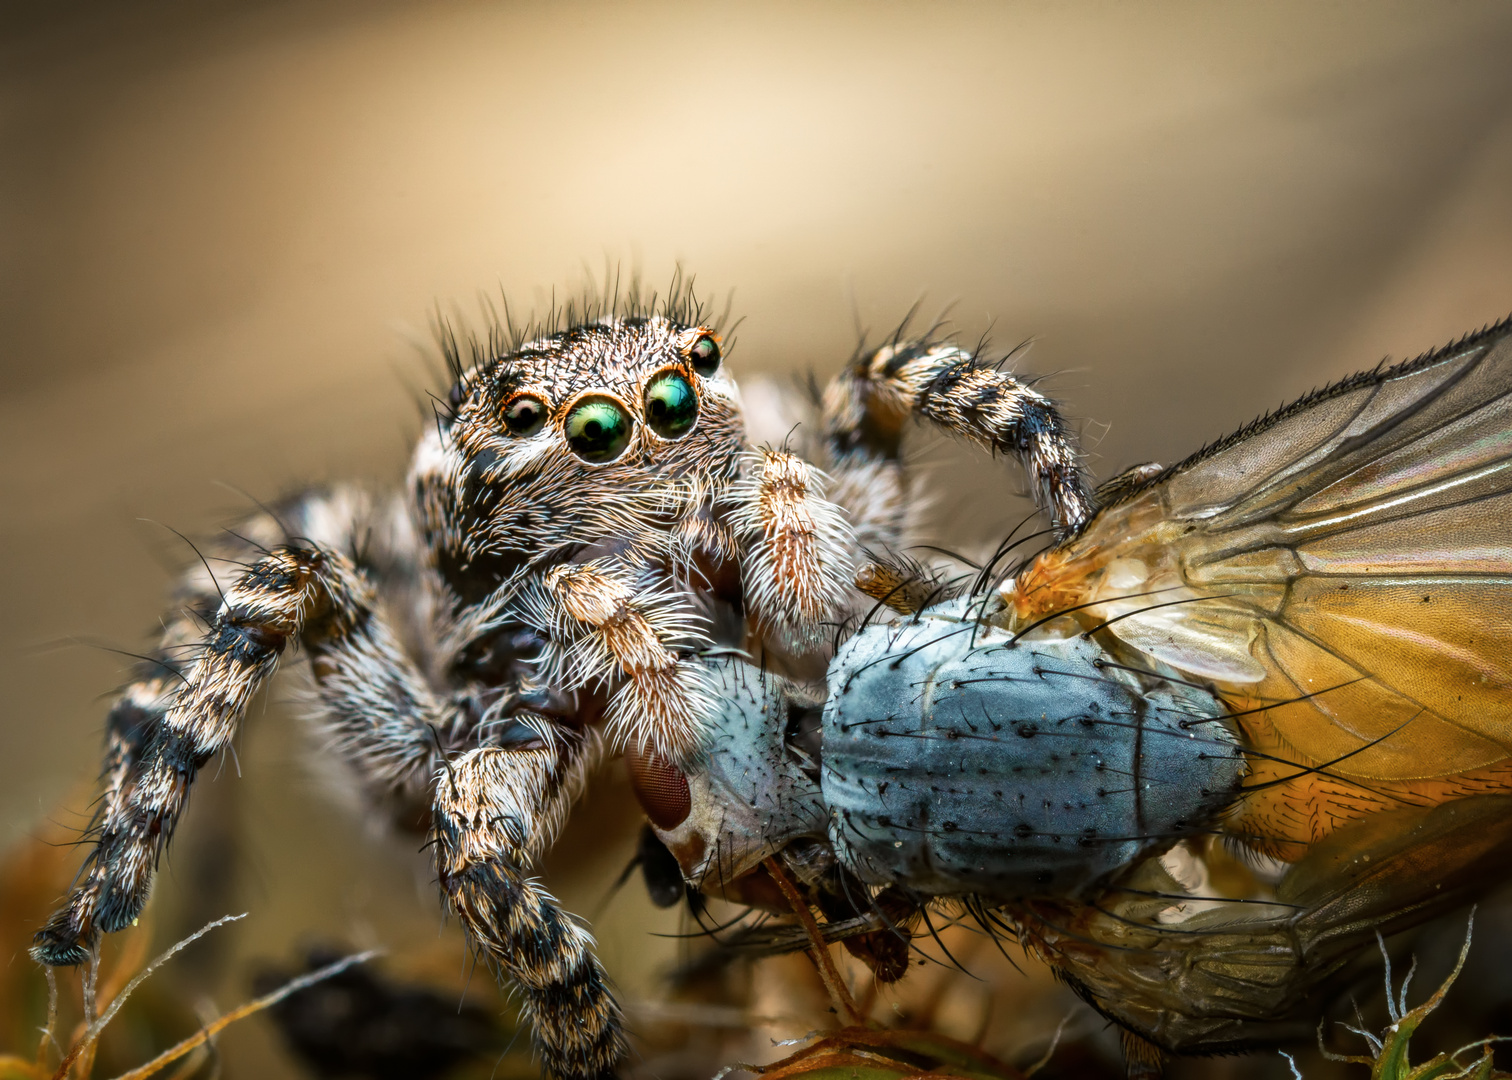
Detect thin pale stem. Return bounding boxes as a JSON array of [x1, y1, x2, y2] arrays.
[[762, 857, 862, 1026], [105, 951, 378, 1080]]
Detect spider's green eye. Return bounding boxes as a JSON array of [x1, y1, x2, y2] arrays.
[[564, 397, 633, 463], [503, 394, 548, 437], [643, 370, 698, 439], [688, 334, 720, 376]]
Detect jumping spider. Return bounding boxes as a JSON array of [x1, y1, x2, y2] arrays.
[[33, 280, 1092, 1080]]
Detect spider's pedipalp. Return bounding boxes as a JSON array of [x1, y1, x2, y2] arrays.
[[730, 448, 854, 650], [534, 560, 713, 760], [433, 740, 623, 1080], [823, 340, 1094, 533]]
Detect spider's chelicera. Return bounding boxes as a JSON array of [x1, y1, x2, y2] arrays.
[[33, 282, 1091, 1080]]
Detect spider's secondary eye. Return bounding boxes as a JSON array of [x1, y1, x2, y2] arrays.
[[503, 394, 548, 437], [564, 397, 632, 463], [643, 371, 698, 439], [688, 334, 720, 376]]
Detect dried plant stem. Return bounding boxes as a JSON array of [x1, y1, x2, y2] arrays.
[[75, 915, 155, 1080], [1023, 1012, 1074, 1077], [104, 950, 378, 1080], [62, 948, 102, 1080], [37, 966, 60, 1068], [762, 857, 862, 1026], [80, 950, 99, 1030], [51, 915, 247, 1080], [161, 1048, 208, 1080]]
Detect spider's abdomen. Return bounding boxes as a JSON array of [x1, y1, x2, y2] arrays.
[[822, 614, 1241, 898]]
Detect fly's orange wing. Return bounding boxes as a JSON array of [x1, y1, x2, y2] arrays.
[[1003, 316, 1512, 1054], [1012, 315, 1512, 857]]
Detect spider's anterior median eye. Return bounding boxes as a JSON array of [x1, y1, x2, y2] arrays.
[[643, 371, 698, 439], [503, 394, 549, 436], [688, 334, 720, 376], [564, 397, 633, 463]]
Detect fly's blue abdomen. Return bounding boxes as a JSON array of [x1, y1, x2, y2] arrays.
[[822, 611, 1242, 898]]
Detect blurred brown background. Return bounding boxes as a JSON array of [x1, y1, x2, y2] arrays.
[[3, 1, 1512, 1077]]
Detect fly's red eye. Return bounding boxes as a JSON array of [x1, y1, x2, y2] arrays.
[[625, 745, 691, 829]]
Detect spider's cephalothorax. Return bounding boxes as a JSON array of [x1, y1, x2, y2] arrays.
[[32, 284, 1094, 1080], [418, 314, 837, 759]]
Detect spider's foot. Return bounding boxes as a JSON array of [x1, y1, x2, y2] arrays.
[[31, 904, 96, 967]]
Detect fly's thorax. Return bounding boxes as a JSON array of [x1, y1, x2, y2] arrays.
[[822, 612, 1242, 900], [648, 659, 827, 893]]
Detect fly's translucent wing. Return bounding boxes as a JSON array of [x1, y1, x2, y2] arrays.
[[1017, 793, 1512, 1054], [1012, 315, 1512, 855], [1003, 316, 1512, 1054]]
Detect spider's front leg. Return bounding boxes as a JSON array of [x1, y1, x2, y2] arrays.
[[433, 738, 623, 1080], [36, 513, 631, 1080], [821, 339, 1095, 537]]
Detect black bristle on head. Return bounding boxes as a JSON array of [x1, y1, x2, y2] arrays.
[[432, 266, 737, 414]]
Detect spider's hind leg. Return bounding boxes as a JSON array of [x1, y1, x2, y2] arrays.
[[33, 487, 441, 964], [35, 489, 633, 1080], [31, 535, 357, 964]]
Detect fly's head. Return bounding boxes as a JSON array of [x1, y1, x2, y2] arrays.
[[643, 659, 829, 903]]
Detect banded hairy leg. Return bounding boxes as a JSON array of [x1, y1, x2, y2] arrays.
[[32, 510, 365, 964], [33, 487, 625, 1080], [821, 337, 1094, 546], [433, 739, 623, 1080]]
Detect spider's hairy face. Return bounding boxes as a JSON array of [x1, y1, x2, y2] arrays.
[[413, 315, 746, 608]]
